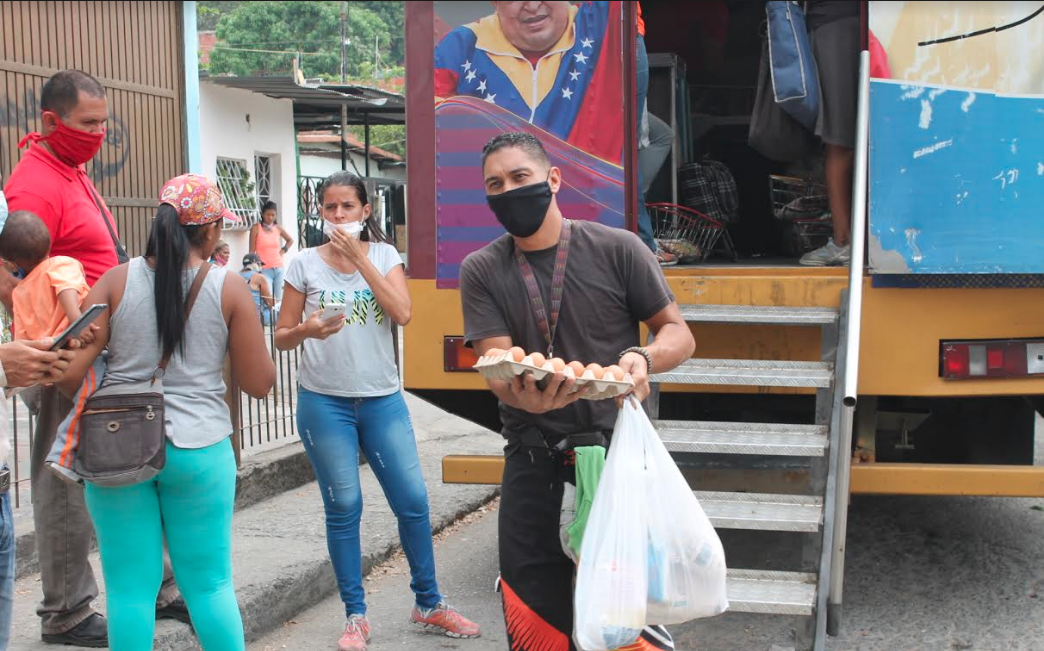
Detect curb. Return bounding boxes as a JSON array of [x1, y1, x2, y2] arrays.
[[14, 441, 317, 581]]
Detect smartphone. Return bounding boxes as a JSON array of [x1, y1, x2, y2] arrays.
[[320, 303, 348, 321], [49, 304, 107, 351]]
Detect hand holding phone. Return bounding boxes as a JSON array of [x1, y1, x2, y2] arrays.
[[320, 303, 348, 322], [306, 307, 346, 341]]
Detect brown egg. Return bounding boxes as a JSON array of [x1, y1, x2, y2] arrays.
[[603, 365, 624, 381], [508, 346, 526, 362], [549, 358, 566, 373], [485, 347, 505, 358], [584, 363, 604, 378], [566, 361, 586, 377], [529, 352, 547, 368]]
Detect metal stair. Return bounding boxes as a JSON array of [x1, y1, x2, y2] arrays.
[[650, 303, 849, 651]]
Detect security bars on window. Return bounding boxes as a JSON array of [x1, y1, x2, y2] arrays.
[[216, 157, 260, 229]]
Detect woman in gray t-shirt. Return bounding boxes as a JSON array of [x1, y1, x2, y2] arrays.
[[274, 173, 480, 650]]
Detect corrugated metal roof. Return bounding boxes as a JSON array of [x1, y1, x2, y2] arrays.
[[200, 74, 405, 127]]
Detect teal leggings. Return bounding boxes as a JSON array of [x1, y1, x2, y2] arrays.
[[84, 440, 242, 651]]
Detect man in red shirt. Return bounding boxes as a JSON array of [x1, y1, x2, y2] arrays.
[[2, 70, 185, 647]]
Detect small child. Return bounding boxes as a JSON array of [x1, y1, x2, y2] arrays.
[[0, 210, 104, 483], [0, 210, 93, 345]]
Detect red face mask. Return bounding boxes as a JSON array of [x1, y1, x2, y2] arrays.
[[18, 112, 105, 167]]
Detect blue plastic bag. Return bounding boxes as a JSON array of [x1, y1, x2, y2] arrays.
[[766, 1, 820, 131]]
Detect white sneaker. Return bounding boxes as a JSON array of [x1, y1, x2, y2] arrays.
[[800, 239, 851, 266]]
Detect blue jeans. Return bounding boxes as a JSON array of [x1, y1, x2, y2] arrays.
[[636, 34, 656, 253], [261, 266, 285, 304], [0, 489, 14, 651], [296, 389, 441, 617]]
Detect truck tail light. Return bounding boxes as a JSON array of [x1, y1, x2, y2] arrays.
[[940, 339, 1044, 380], [444, 336, 478, 372]]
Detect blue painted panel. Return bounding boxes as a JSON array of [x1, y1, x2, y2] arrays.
[[868, 79, 1044, 274]]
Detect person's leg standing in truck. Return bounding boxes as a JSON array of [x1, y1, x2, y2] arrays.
[[800, 2, 861, 267]]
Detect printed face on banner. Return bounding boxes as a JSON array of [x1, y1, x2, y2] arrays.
[[868, 2, 1044, 274], [432, 1, 627, 288]]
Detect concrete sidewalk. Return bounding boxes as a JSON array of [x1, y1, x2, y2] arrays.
[[9, 393, 504, 651]]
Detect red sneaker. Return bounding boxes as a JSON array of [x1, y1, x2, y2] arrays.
[[337, 614, 370, 651], [409, 602, 482, 639]]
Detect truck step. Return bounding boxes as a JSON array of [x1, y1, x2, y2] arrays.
[[696, 492, 823, 532], [651, 359, 834, 388], [680, 304, 838, 325], [656, 421, 828, 456], [726, 569, 818, 616]]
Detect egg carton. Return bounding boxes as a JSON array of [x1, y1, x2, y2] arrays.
[[472, 352, 635, 401]]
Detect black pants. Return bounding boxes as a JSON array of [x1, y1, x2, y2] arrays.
[[498, 443, 673, 651]]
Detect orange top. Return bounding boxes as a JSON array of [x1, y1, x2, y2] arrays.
[[12, 256, 90, 340], [254, 224, 284, 269], [637, 2, 645, 37]]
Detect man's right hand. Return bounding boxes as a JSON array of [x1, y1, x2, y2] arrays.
[[0, 339, 77, 387], [508, 371, 587, 414]]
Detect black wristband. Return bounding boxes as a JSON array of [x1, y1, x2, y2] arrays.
[[619, 346, 653, 374]]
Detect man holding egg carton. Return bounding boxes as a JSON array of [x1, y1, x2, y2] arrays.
[[460, 132, 696, 651]]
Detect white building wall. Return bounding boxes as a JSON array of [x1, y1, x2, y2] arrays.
[[198, 83, 299, 272]]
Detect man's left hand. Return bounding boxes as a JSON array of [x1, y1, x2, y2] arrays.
[[616, 351, 651, 407]]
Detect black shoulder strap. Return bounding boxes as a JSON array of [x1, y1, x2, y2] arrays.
[[87, 185, 130, 264]]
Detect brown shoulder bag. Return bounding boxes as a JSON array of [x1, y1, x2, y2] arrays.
[[74, 262, 212, 486]]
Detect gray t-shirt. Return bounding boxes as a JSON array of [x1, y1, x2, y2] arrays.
[[460, 220, 674, 439], [285, 244, 403, 398]]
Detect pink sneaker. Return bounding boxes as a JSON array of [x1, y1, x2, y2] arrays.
[[409, 602, 481, 639], [337, 614, 370, 651]]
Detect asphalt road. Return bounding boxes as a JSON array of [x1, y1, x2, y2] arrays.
[[250, 493, 1044, 651]]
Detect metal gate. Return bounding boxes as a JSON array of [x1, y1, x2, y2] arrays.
[[0, 1, 186, 257]]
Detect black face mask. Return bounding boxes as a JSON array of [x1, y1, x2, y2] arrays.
[[486, 180, 553, 238]]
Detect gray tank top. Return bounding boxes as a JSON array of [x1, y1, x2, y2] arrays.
[[103, 257, 233, 449]]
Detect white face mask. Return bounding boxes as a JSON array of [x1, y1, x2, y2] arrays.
[[322, 219, 365, 240]]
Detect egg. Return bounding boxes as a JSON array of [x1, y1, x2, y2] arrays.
[[584, 363, 604, 378], [508, 346, 526, 362], [603, 365, 624, 381], [485, 347, 505, 358], [566, 361, 586, 377], [529, 352, 547, 368], [549, 358, 566, 373]]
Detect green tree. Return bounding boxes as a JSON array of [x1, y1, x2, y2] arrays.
[[360, 2, 404, 73], [347, 124, 406, 159], [206, 1, 402, 80], [198, 1, 238, 32]]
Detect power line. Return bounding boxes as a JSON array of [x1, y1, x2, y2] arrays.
[[209, 45, 327, 56], [218, 39, 341, 47]]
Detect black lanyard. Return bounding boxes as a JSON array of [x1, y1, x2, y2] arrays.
[[513, 219, 572, 358]]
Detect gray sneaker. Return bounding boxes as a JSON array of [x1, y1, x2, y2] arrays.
[[800, 239, 851, 266]]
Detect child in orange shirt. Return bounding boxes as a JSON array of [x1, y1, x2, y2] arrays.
[[0, 210, 93, 344], [0, 210, 100, 483]]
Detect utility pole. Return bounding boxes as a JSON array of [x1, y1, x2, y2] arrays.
[[339, 1, 348, 171], [339, 1, 348, 84]]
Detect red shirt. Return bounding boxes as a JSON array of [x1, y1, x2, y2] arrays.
[[4, 144, 120, 286]]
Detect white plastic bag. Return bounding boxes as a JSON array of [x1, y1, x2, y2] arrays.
[[574, 400, 649, 651], [642, 403, 729, 624]]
